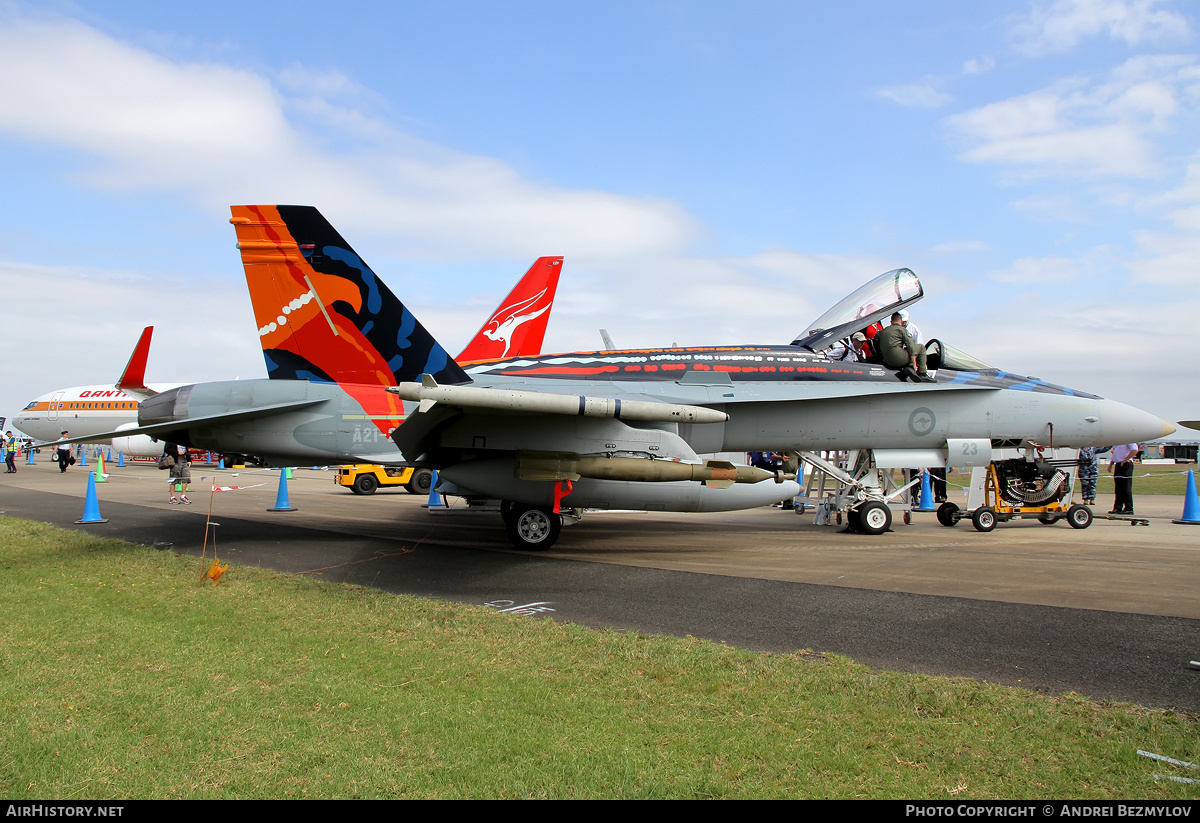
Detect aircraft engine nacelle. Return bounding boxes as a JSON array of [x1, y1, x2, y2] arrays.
[[111, 422, 162, 459]]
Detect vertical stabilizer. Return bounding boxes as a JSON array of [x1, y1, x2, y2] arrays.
[[115, 326, 154, 394], [457, 257, 563, 363], [230, 205, 470, 387]]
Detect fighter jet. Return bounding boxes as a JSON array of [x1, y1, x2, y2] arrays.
[[45, 206, 1170, 550]]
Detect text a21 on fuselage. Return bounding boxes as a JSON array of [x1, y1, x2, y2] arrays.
[[111, 206, 1173, 550]]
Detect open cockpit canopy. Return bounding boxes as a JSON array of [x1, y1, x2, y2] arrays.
[[790, 268, 996, 372], [791, 267, 923, 352]]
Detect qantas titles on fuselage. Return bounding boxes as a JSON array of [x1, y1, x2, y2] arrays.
[[14, 384, 179, 443]]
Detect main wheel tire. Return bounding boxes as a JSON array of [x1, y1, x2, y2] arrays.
[[857, 501, 892, 535], [971, 506, 997, 533], [936, 501, 959, 528], [405, 468, 433, 495], [1067, 503, 1093, 530], [1038, 514, 1057, 525], [354, 474, 378, 495], [505, 504, 562, 551]]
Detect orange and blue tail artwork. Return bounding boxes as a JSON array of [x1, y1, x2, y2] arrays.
[[230, 205, 471, 389]]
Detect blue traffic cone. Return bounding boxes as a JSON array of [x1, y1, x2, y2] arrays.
[[218, 457, 226, 469], [915, 469, 937, 511], [1173, 470, 1200, 525], [426, 470, 446, 508], [26, 448, 34, 465], [117, 451, 125, 467], [76, 472, 108, 524], [267, 469, 297, 512], [78, 446, 87, 466]]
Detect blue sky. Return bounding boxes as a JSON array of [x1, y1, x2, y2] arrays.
[[1, 0, 1196, 432]]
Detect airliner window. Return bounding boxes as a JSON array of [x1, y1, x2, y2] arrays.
[[792, 267, 923, 352]]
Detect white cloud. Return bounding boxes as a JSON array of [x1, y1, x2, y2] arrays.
[[0, 14, 698, 261], [948, 56, 1198, 180], [0, 261, 267, 405], [929, 241, 991, 254], [989, 254, 1083, 283], [1010, 0, 1191, 56], [877, 81, 953, 109], [964, 57, 997, 75]]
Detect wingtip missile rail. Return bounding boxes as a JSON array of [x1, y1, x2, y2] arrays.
[[388, 375, 728, 425]]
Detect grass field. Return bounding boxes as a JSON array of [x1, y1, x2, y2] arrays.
[[1, 516, 1197, 799]]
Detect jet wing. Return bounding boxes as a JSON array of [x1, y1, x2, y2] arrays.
[[33, 398, 328, 450]]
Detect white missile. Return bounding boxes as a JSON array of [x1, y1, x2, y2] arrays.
[[388, 374, 728, 425]]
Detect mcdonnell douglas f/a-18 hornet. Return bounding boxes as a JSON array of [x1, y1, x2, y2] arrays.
[[46, 205, 1172, 550]]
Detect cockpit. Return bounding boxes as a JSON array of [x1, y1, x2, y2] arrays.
[[790, 267, 994, 373]]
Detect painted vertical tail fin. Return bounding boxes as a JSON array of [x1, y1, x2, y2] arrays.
[[229, 205, 470, 387], [457, 257, 563, 363], [115, 326, 153, 394]]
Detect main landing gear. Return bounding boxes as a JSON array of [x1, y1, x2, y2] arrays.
[[500, 502, 563, 551]]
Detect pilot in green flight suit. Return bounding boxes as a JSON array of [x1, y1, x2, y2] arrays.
[[876, 313, 933, 382]]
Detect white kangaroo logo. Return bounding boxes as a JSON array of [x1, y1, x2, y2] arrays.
[[481, 288, 550, 358]]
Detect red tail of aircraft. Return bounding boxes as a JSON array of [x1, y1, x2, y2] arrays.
[[457, 257, 563, 363]]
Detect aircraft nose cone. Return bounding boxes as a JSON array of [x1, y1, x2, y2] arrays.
[[1094, 399, 1175, 446]]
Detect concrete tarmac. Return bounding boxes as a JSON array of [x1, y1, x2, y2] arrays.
[[2, 458, 1198, 710]]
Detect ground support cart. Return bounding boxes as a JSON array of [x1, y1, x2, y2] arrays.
[[936, 454, 1092, 533]]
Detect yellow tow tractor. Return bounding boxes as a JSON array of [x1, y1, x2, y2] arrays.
[[335, 464, 434, 496]]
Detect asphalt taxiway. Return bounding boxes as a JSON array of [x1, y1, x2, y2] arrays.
[[2, 459, 1198, 710]]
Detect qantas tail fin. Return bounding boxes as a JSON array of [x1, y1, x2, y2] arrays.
[[229, 205, 470, 387], [115, 326, 153, 394], [457, 257, 563, 363]]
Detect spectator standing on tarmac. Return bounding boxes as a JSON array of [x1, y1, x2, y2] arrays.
[[56, 431, 73, 473], [4, 430, 16, 473], [1077, 446, 1099, 506], [1108, 443, 1138, 514], [164, 442, 193, 504]]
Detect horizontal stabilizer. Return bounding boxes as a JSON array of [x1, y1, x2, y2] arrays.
[[34, 398, 327, 450]]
